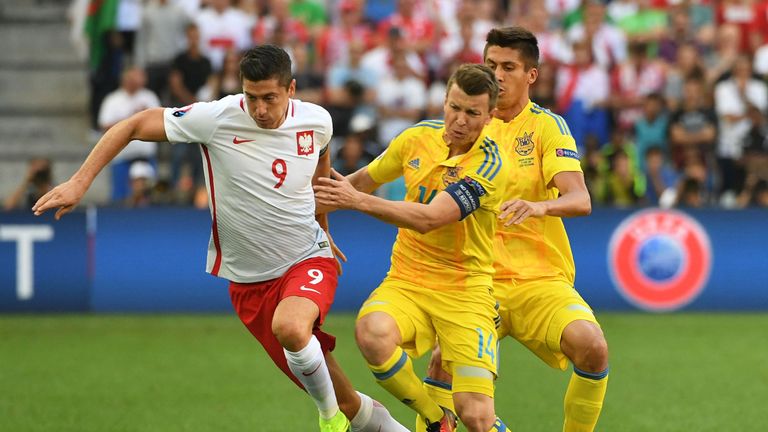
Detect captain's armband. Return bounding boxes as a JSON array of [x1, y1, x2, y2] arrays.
[[444, 176, 488, 220]]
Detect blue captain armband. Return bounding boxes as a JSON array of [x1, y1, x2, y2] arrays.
[[445, 176, 487, 220]]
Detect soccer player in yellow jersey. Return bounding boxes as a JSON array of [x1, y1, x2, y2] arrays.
[[418, 27, 610, 432], [314, 64, 512, 432]]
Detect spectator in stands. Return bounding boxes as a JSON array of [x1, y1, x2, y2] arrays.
[[124, 160, 156, 208], [614, 0, 667, 47], [658, 5, 700, 65], [714, 55, 768, 197], [316, 0, 374, 71], [566, 0, 627, 69], [98, 67, 161, 202], [361, 26, 426, 82], [374, 53, 427, 145], [753, 37, 768, 80], [634, 93, 669, 173], [676, 177, 706, 208], [195, 0, 254, 71], [332, 133, 375, 176], [611, 41, 666, 131], [714, 0, 758, 54], [291, 42, 324, 104], [252, 0, 310, 46], [206, 49, 244, 100], [738, 177, 768, 207], [705, 23, 741, 84], [3, 158, 53, 211], [669, 74, 717, 171], [520, 3, 571, 65], [595, 149, 644, 207], [377, 0, 436, 58], [664, 42, 706, 111], [169, 24, 213, 106], [643, 147, 679, 206], [289, 0, 328, 35], [555, 40, 610, 153], [136, 0, 190, 103], [326, 39, 377, 107]]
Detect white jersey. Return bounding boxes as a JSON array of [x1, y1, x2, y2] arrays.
[[163, 95, 334, 283]]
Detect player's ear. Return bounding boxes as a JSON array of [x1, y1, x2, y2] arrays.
[[528, 67, 538, 85], [288, 79, 297, 97]]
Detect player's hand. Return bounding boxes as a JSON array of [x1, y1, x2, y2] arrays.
[[31, 180, 87, 220], [325, 230, 347, 275], [313, 168, 362, 210], [498, 199, 548, 226]]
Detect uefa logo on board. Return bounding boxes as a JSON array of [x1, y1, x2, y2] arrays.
[[608, 209, 712, 312]]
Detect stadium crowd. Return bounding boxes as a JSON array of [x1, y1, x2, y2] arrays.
[[6, 0, 768, 211]]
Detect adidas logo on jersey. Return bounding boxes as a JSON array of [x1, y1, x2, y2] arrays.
[[408, 158, 420, 169]]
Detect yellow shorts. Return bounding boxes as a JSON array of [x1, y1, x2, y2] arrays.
[[358, 278, 499, 396], [495, 278, 599, 370]]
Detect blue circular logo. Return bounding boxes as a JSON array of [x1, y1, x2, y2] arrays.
[[637, 235, 683, 282]]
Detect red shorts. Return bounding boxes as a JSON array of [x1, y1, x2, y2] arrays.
[[229, 257, 339, 389]]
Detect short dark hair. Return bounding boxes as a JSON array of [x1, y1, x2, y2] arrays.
[[240, 45, 292, 87], [445, 63, 499, 110], [484, 26, 539, 70]]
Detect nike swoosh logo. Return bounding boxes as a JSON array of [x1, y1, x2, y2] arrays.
[[299, 285, 321, 294], [302, 363, 322, 376], [233, 136, 255, 144]]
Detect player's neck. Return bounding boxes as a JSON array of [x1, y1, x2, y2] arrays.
[[494, 96, 530, 122], [446, 138, 475, 158]]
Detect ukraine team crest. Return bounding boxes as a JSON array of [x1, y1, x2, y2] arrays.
[[515, 131, 534, 156], [608, 209, 712, 311]]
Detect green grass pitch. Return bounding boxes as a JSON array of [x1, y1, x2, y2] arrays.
[[2, 313, 767, 431]]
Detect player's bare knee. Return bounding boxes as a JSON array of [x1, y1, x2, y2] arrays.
[[583, 335, 609, 371], [454, 402, 495, 432], [355, 314, 397, 363], [572, 333, 609, 372], [272, 317, 312, 352]]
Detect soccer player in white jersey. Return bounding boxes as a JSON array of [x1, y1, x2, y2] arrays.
[[32, 44, 409, 432]]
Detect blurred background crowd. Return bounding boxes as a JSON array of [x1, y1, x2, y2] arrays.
[[5, 0, 768, 211]]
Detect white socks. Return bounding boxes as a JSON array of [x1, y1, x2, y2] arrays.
[[351, 391, 410, 432], [284, 336, 339, 419]]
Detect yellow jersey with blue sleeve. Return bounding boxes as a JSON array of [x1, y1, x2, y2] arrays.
[[367, 119, 510, 291], [485, 101, 581, 283]]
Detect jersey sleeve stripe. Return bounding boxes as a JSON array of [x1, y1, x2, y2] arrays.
[[477, 143, 492, 175], [487, 141, 503, 181], [533, 103, 570, 136], [410, 122, 443, 130], [419, 119, 445, 125], [480, 142, 499, 179]]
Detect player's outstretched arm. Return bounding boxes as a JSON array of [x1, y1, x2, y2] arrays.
[[314, 169, 461, 234], [499, 171, 591, 226], [32, 108, 168, 220]]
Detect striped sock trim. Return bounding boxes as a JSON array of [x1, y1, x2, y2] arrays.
[[491, 417, 508, 431], [372, 351, 408, 380], [574, 366, 609, 380], [424, 377, 452, 391]]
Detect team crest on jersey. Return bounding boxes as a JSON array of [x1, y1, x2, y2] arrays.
[[515, 132, 534, 156], [442, 166, 463, 186], [172, 105, 193, 117], [296, 130, 314, 155], [608, 209, 712, 312]]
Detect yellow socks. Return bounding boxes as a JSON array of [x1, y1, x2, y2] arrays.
[[368, 347, 445, 424], [415, 379, 455, 431], [563, 367, 609, 432]]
